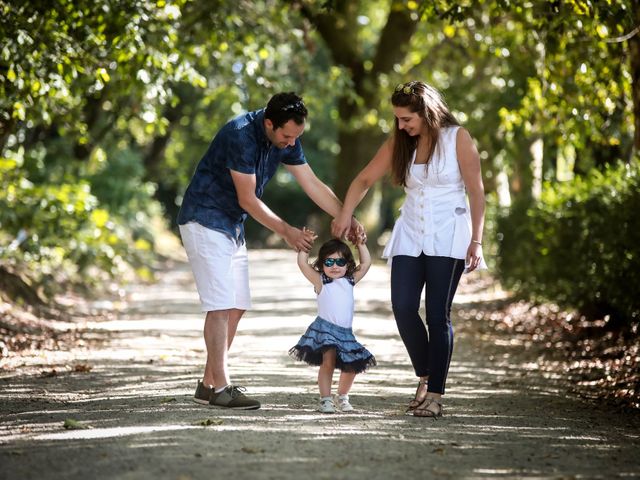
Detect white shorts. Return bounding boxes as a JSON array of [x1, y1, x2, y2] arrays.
[[179, 222, 251, 312]]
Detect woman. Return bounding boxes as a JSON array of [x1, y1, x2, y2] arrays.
[[332, 81, 487, 418]]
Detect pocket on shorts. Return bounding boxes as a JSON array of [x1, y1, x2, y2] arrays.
[[179, 223, 199, 258]]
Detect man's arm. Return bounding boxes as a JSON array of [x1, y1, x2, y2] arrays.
[[285, 163, 363, 239], [230, 169, 315, 252], [285, 163, 342, 216]]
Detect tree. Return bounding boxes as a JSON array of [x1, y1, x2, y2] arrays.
[[1, 0, 637, 305]]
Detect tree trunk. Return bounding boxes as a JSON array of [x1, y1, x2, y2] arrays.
[[530, 136, 543, 200], [292, 0, 427, 244], [509, 136, 534, 204], [333, 125, 387, 246], [334, 126, 384, 198], [629, 6, 640, 154]]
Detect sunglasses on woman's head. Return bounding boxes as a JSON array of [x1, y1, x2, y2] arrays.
[[395, 83, 415, 95], [323, 258, 347, 267]]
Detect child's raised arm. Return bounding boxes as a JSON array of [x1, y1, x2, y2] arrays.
[[352, 242, 371, 284], [297, 250, 323, 292]]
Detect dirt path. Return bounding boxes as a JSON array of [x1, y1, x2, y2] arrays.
[[1, 249, 639, 480]]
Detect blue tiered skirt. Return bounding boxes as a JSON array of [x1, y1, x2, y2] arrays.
[[289, 317, 377, 373]]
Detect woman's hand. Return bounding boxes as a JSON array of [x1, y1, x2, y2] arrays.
[[331, 213, 352, 239], [464, 242, 483, 272]]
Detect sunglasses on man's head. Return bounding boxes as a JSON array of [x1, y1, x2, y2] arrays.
[[323, 258, 347, 267], [281, 101, 305, 113]]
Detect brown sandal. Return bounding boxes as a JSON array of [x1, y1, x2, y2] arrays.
[[405, 379, 428, 413], [413, 398, 443, 419]]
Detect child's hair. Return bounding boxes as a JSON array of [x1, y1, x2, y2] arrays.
[[312, 238, 357, 277]]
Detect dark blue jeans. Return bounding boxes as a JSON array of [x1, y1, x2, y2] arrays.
[[391, 254, 465, 395]]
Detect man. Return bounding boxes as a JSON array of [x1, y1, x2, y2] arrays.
[[177, 92, 361, 409]]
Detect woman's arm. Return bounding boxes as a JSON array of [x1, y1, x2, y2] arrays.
[[285, 163, 366, 245], [331, 139, 393, 239], [352, 242, 372, 284], [456, 128, 485, 272]]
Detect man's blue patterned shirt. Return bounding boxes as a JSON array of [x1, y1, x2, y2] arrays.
[[177, 109, 306, 244]]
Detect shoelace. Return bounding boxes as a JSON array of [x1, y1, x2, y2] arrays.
[[227, 385, 247, 398]]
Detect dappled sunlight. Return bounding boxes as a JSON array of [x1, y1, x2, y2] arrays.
[[32, 425, 198, 441], [84, 316, 204, 331], [2, 250, 639, 479], [474, 468, 528, 475]]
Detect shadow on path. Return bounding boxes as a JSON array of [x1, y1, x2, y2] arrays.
[[1, 250, 639, 479]]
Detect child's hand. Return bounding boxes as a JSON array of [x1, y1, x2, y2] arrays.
[[302, 227, 318, 245], [349, 227, 367, 245], [345, 217, 365, 244]]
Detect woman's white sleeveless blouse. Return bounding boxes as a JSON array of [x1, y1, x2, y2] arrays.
[[382, 126, 487, 269]]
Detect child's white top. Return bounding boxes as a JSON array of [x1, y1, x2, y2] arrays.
[[382, 126, 487, 269], [317, 276, 354, 329]]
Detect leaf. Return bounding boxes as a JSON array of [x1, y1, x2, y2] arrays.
[[197, 418, 224, 426], [160, 397, 177, 403], [241, 446, 265, 454], [63, 419, 90, 430], [72, 363, 92, 372]]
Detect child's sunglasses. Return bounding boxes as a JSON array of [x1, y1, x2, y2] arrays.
[[323, 258, 347, 267]]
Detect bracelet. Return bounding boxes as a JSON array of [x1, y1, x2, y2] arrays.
[[472, 240, 482, 245]]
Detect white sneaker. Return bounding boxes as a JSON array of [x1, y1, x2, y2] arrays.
[[318, 396, 336, 413], [336, 394, 354, 412]]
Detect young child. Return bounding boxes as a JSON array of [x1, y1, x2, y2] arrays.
[[289, 236, 376, 413]]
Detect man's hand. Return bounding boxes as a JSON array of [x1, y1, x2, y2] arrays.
[[284, 225, 318, 252]]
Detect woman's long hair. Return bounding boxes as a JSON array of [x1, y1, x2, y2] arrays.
[[390, 81, 459, 186]]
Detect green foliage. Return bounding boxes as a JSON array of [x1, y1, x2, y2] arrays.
[[1, 0, 189, 145], [497, 1, 635, 173], [88, 148, 159, 244], [0, 0, 637, 318], [496, 158, 640, 325], [63, 419, 90, 430], [245, 170, 316, 246], [0, 157, 153, 296]]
